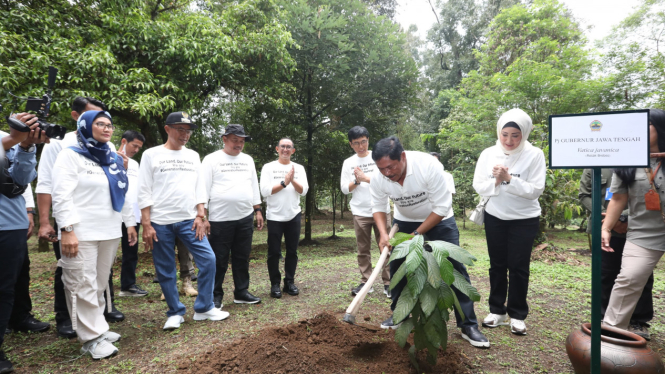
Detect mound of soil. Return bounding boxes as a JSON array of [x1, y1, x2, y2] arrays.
[[181, 313, 470, 374]]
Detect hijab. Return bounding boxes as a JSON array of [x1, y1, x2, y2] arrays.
[[496, 108, 533, 155], [68, 110, 128, 212]]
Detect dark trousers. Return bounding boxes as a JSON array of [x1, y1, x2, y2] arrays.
[[120, 222, 141, 290], [54, 221, 114, 323], [601, 236, 653, 325], [390, 217, 478, 328], [0, 230, 28, 348], [9, 245, 32, 326], [208, 214, 254, 298], [267, 213, 301, 285], [484, 212, 539, 320]]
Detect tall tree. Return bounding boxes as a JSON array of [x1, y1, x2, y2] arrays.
[[230, 0, 420, 241], [0, 0, 295, 149]]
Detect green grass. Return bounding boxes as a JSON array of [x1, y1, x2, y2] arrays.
[[5, 215, 665, 373]]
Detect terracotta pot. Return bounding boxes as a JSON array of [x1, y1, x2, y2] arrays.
[[566, 323, 664, 374]]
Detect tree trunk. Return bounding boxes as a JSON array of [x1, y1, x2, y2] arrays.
[[331, 190, 337, 237], [304, 73, 314, 241]]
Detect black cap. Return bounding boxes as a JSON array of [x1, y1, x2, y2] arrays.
[[222, 124, 251, 141], [165, 111, 197, 129]]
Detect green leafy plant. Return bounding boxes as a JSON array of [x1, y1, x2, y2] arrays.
[[388, 235, 480, 368]]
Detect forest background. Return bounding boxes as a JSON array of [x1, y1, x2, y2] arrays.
[[2, 0, 664, 243]]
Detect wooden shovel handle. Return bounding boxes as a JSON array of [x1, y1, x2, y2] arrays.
[[345, 224, 399, 318]]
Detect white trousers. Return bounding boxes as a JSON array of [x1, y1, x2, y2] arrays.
[[604, 240, 663, 330], [58, 238, 120, 343]]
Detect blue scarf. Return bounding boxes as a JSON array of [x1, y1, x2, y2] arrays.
[[68, 110, 128, 212]]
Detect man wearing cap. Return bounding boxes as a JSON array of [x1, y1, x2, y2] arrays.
[[260, 138, 308, 298], [200, 124, 263, 307], [138, 112, 228, 331]]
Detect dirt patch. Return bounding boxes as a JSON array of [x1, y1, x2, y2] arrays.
[[531, 243, 586, 265], [180, 313, 470, 374]]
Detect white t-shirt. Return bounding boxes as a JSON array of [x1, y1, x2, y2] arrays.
[[52, 149, 135, 241], [340, 152, 389, 217], [260, 160, 309, 222], [126, 158, 141, 223], [200, 150, 261, 222], [443, 171, 455, 220], [371, 151, 452, 222], [137, 145, 206, 225], [36, 131, 116, 195], [472, 142, 546, 220]]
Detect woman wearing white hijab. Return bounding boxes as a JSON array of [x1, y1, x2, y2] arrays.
[[472, 108, 546, 336]]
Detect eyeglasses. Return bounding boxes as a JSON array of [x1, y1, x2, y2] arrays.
[[170, 126, 192, 135], [279, 145, 293, 149], [93, 122, 115, 131], [351, 139, 368, 146]]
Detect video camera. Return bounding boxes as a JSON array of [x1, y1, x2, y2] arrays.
[[4, 66, 67, 140]]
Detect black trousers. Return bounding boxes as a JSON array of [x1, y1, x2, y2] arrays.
[[267, 213, 301, 285], [601, 236, 654, 325], [8, 244, 32, 327], [120, 222, 141, 290], [484, 212, 539, 320], [390, 217, 478, 328], [209, 214, 254, 298], [0, 229, 28, 348], [53, 221, 114, 323]]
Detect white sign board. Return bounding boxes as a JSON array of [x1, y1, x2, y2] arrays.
[[549, 110, 650, 169]]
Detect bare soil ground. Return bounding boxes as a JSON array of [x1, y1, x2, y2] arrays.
[[6, 213, 665, 373]]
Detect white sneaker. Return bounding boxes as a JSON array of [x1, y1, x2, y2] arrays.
[[482, 313, 509, 328], [102, 331, 121, 343], [193, 308, 230, 321], [81, 337, 118, 360], [163, 315, 185, 331], [510, 319, 527, 335]]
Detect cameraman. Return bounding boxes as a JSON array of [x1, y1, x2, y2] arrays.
[[0, 113, 49, 373], [36, 97, 123, 339]]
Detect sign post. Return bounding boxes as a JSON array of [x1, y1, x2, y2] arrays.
[[549, 110, 650, 374]]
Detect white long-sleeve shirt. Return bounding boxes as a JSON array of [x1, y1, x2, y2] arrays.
[[370, 151, 452, 222], [36, 131, 116, 195], [260, 160, 309, 222], [137, 145, 206, 225], [472, 142, 546, 220], [23, 185, 34, 209], [200, 150, 261, 222], [126, 158, 141, 223], [340, 152, 389, 217], [52, 149, 135, 241]]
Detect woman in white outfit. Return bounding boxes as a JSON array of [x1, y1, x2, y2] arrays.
[[472, 108, 546, 336], [52, 110, 137, 359]]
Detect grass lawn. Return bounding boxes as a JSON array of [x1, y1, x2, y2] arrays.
[[5, 212, 665, 373]]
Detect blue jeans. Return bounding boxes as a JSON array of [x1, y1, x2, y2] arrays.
[[151, 220, 216, 317], [391, 217, 478, 328]]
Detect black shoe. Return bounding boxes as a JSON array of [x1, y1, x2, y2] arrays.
[[104, 304, 125, 323], [0, 351, 14, 374], [233, 290, 261, 304], [152, 276, 159, 284], [380, 315, 401, 330], [3, 328, 9, 335], [351, 283, 373, 296], [283, 282, 299, 296], [56, 319, 77, 339], [213, 295, 223, 309], [460, 326, 490, 348], [628, 323, 651, 341], [383, 285, 391, 298], [270, 284, 282, 299], [191, 272, 198, 282], [119, 284, 149, 297], [11, 315, 50, 333]]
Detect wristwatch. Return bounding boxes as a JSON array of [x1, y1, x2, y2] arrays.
[[280, 181, 287, 188], [254, 207, 262, 213], [19, 144, 36, 153], [618, 214, 628, 223], [60, 225, 74, 233], [26, 209, 35, 215], [354, 179, 360, 185], [412, 230, 420, 236]]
